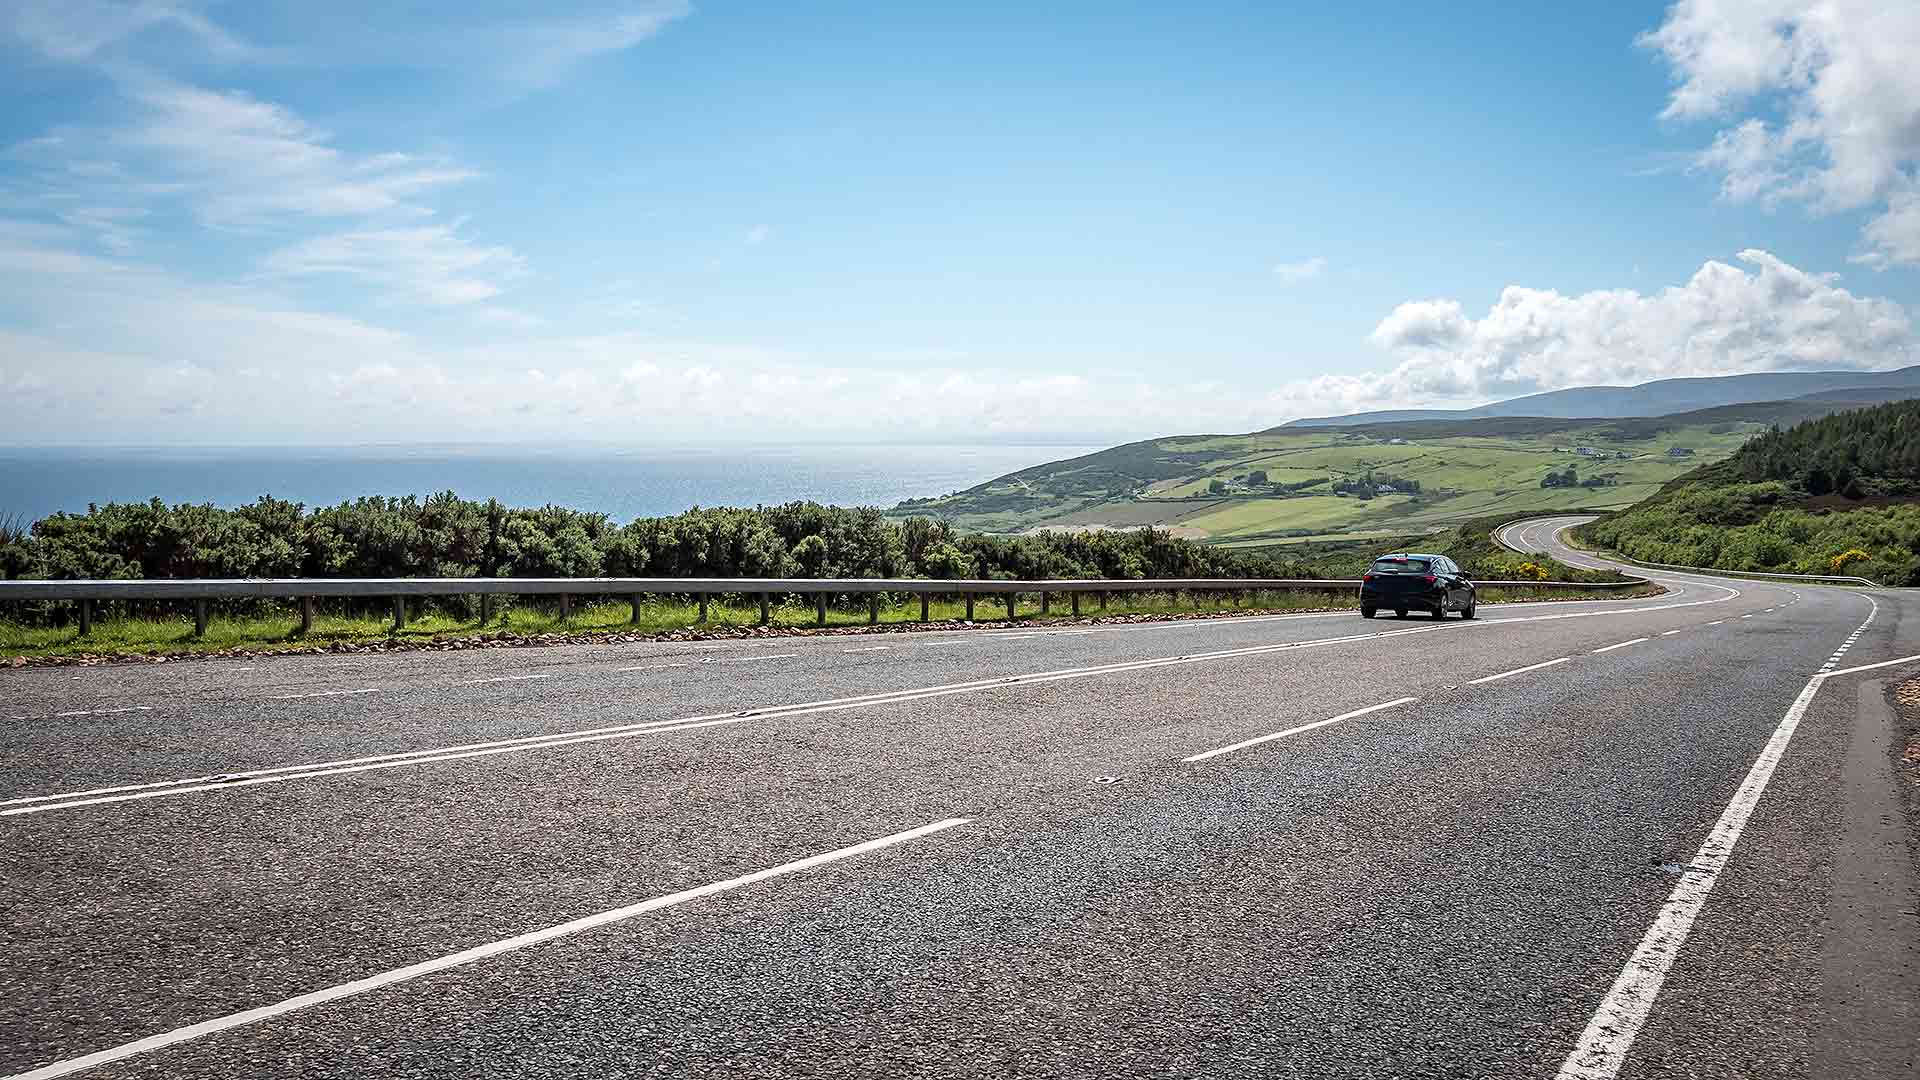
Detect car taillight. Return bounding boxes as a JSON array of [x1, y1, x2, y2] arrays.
[[1423, 574, 1436, 584], [1362, 573, 1373, 583]]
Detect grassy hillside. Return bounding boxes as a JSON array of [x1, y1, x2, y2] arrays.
[[896, 402, 1836, 542], [1577, 400, 1920, 586]]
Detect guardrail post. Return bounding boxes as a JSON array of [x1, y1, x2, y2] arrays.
[[1071, 592, 1081, 616], [1040, 591, 1050, 615], [1099, 590, 1108, 611], [558, 593, 571, 621], [391, 596, 405, 631], [698, 595, 708, 623], [964, 593, 975, 621], [1005, 592, 1016, 619], [816, 592, 827, 626], [868, 595, 880, 625], [920, 594, 929, 622], [480, 594, 492, 624], [299, 596, 314, 634], [759, 592, 771, 625], [194, 599, 209, 637], [629, 595, 642, 625], [77, 599, 92, 636]]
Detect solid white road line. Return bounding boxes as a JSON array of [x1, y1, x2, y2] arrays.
[[1467, 656, 1569, 685], [1558, 595, 1880, 1080], [1591, 638, 1648, 654], [842, 646, 891, 653], [1183, 697, 1417, 762], [3, 579, 1745, 817], [2, 624, 1460, 815], [1817, 652, 1920, 679], [615, 662, 692, 672], [1660, 629, 1682, 636], [459, 674, 551, 685], [2, 817, 972, 1080]]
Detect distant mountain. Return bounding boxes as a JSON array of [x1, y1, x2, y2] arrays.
[[1283, 366, 1920, 427]]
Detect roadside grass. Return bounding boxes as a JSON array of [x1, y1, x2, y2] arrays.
[[0, 583, 1655, 661]]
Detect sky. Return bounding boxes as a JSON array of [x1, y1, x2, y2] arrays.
[[2, 0, 1918, 446]]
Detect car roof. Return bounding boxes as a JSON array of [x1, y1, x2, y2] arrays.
[[1374, 552, 1442, 560]]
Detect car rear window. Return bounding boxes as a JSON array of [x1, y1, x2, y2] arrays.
[[1369, 557, 1430, 574]]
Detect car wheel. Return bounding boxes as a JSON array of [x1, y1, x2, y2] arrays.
[[1394, 608, 1407, 618], [1430, 606, 1447, 619], [1360, 605, 1377, 619], [1460, 599, 1476, 620]]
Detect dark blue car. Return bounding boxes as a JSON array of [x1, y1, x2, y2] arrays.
[[1360, 552, 1476, 619]]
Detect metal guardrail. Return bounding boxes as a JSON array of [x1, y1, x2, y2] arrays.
[[0, 575, 1647, 636]]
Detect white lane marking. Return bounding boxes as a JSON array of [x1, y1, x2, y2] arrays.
[[1183, 697, 1418, 762], [1467, 656, 1570, 685], [701, 653, 797, 664], [3, 817, 972, 1080], [1817, 652, 1920, 679], [269, 688, 382, 701], [1591, 638, 1648, 654], [842, 646, 891, 653], [1558, 595, 1879, 1080], [615, 662, 691, 672], [1706, 620, 1724, 626], [460, 674, 552, 685], [1740, 614, 1753, 619], [1660, 629, 1683, 636], [3, 623, 1460, 815], [29, 706, 158, 719]]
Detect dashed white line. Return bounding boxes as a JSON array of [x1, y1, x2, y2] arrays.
[[1184, 697, 1417, 762], [269, 687, 382, 701], [1591, 638, 1648, 654], [460, 674, 552, 685], [1660, 629, 1683, 636], [842, 646, 892, 653], [1467, 656, 1570, 685], [615, 662, 692, 673], [2, 817, 973, 1080]]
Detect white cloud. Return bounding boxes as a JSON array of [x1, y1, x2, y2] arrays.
[[7, 0, 255, 62], [1272, 256, 1326, 284], [495, 2, 692, 90], [1323, 249, 1912, 415], [1642, 0, 1920, 265], [263, 223, 525, 306], [3, 241, 1911, 445]]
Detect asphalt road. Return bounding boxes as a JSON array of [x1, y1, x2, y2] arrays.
[[4, 518, 1918, 1079]]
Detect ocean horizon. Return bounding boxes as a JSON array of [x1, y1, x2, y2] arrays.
[[0, 443, 1099, 526]]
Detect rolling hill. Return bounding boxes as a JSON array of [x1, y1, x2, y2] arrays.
[[1284, 364, 1920, 427], [895, 389, 1920, 545]]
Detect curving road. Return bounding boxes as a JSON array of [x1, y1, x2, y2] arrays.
[[3, 520, 1918, 1079]]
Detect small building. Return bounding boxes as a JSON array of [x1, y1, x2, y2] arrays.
[[1667, 446, 1696, 457], [1574, 446, 1605, 458]]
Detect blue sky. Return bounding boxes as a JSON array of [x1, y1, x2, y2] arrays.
[[2, 1, 1916, 445]]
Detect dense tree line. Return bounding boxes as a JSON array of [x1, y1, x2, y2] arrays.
[[1731, 399, 1920, 495], [0, 494, 1315, 587], [1580, 400, 1920, 585]]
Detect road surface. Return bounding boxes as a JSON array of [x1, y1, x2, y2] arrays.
[[3, 517, 1917, 1079]]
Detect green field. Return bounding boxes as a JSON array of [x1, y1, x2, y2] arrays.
[[897, 409, 1773, 543]]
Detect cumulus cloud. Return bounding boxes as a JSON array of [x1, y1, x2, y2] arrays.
[[1318, 249, 1912, 415], [1642, 0, 1920, 266]]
